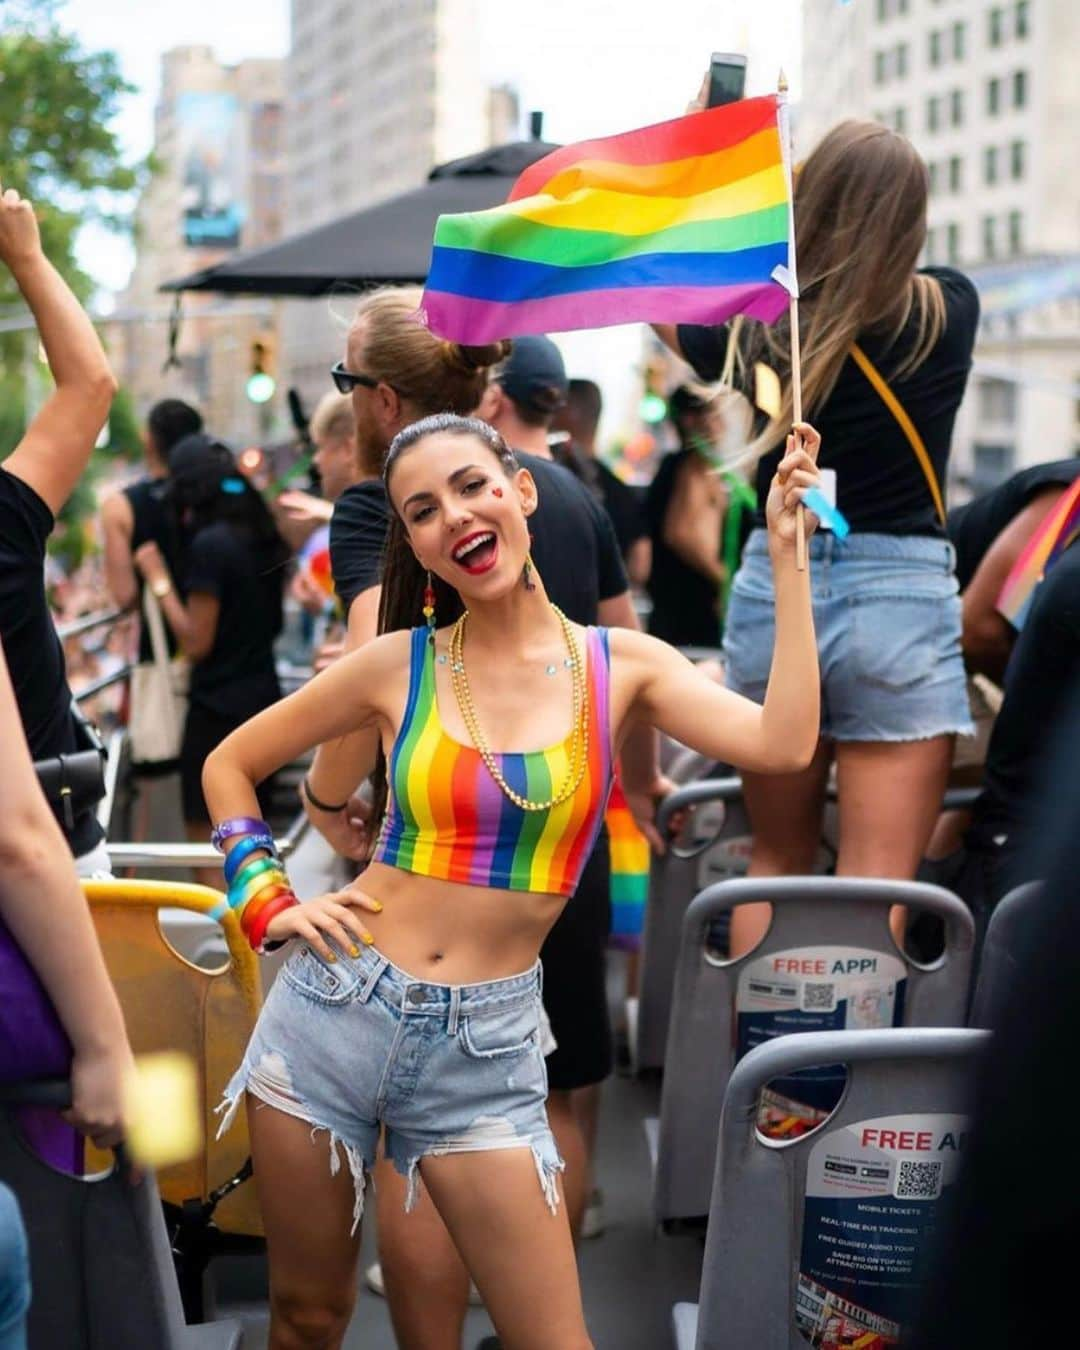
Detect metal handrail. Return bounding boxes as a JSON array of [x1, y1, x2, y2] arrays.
[[106, 808, 311, 870], [56, 607, 127, 642], [73, 663, 133, 705]]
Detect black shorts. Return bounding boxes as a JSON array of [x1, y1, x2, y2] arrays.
[[180, 703, 276, 824], [540, 832, 613, 1091]]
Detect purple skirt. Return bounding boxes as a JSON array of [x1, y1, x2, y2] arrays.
[[0, 918, 81, 1172]]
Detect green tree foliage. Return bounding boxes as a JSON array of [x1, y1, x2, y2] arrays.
[[106, 385, 143, 461]]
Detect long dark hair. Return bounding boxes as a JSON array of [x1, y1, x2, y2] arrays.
[[369, 414, 520, 834], [167, 433, 290, 576]]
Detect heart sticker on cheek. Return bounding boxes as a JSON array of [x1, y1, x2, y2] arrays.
[[492, 487, 504, 497]]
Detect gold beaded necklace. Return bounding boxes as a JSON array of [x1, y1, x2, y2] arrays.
[[447, 605, 590, 813]]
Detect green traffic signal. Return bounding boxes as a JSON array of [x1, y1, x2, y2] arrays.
[[246, 372, 276, 404], [639, 392, 667, 424]]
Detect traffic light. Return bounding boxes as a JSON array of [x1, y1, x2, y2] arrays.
[[639, 358, 667, 424], [246, 334, 276, 404]]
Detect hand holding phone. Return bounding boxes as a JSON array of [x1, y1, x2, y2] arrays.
[[707, 52, 747, 108]]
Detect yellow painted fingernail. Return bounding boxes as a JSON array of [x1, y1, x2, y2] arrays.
[[363, 933, 375, 945], [350, 945, 361, 958], [372, 901, 383, 912]]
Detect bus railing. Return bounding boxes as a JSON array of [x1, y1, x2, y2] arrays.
[[105, 807, 311, 871]]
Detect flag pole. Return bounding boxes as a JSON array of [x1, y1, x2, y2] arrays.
[[777, 69, 806, 571]]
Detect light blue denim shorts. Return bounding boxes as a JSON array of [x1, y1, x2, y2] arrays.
[[217, 941, 560, 1232], [723, 530, 975, 743]]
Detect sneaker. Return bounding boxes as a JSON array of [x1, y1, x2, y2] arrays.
[[365, 1260, 484, 1306], [581, 1187, 606, 1240]]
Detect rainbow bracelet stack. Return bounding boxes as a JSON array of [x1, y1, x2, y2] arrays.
[[211, 816, 300, 951]]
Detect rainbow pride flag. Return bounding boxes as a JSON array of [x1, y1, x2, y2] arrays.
[[606, 775, 651, 952], [421, 95, 795, 343], [996, 477, 1080, 630]]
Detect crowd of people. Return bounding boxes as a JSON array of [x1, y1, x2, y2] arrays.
[[0, 100, 1078, 1350]]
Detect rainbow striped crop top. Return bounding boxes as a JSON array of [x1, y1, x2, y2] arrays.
[[372, 625, 614, 896]]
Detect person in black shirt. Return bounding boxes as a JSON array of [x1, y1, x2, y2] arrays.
[[0, 181, 118, 869], [132, 435, 288, 884], [947, 458, 1080, 682], [551, 377, 650, 586], [643, 384, 729, 649], [657, 118, 979, 956], [101, 398, 202, 664]]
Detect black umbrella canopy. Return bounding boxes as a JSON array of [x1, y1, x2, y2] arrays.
[[161, 140, 559, 297]]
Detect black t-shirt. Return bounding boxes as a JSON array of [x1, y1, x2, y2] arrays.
[[947, 459, 1080, 591], [677, 266, 980, 536], [184, 521, 284, 720], [644, 447, 720, 649], [124, 476, 183, 662], [551, 443, 647, 562], [972, 538, 1080, 847], [330, 453, 628, 624], [0, 468, 104, 855]]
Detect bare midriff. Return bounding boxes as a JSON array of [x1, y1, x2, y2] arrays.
[[347, 859, 567, 984]]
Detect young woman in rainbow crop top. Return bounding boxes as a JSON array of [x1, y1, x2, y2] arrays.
[[204, 412, 822, 1350]]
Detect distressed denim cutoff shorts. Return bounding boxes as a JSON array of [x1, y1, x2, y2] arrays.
[[723, 530, 975, 743], [217, 941, 561, 1232]]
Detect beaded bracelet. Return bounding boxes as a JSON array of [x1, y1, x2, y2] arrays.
[[246, 894, 300, 953], [211, 816, 271, 852], [223, 834, 277, 887]]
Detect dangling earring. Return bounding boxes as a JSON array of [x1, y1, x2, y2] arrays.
[[522, 533, 537, 592], [423, 571, 437, 642]]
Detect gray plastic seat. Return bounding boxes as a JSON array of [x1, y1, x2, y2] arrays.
[[969, 881, 1042, 1027], [0, 1080, 242, 1349], [673, 1026, 989, 1349], [654, 876, 975, 1223]]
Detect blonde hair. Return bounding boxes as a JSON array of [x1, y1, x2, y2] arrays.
[[736, 120, 946, 458], [351, 286, 510, 421], [310, 391, 356, 445]]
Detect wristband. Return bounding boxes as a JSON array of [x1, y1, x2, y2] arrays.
[[211, 816, 271, 852], [247, 894, 300, 953], [240, 884, 295, 936], [223, 834, 277, 886], [230, 867, 289, 915], [302, 775, 349, 814], [228, 855, 284, 902]]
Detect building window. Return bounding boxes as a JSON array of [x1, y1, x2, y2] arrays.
[[948, 155, 963, 191], [896, 42, 908, 78], [926, 227, 938, 263], [895, 106, 907, 134], [982, 214, 997, 259], [978, 378, 1017, 424], [951, 89, 964, 126], [984, 145, 999, 184], [947, 222, 961, 263], [876, 0, 888, 20], [928, 161, 939, 194], [1010, 140, 1026, 179], [929, 30, 942, 66], [874, 49, 887, 84], [973, 443, 1015, 492], [897, 0, 908, 12], [952, 21, 966, 59], [927, 95, 941, 132], [1007, 209, 1023, 255], [989, 7, 1004, 46], [987, 77, 1001, 115], [1013, 69, 1028, 107], [1015, 1, 1029, 39]]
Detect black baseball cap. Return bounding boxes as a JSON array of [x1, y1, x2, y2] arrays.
[[495, 335, 568, 415]]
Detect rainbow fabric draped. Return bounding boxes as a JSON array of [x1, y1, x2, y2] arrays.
[[606, 775, 651, 952], [421, 95, 793, 342], [995, 477, 1080, 630], [372, 626, 613, 896]]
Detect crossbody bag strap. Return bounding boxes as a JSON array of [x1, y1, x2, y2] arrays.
[[849, 342, 947, 527]]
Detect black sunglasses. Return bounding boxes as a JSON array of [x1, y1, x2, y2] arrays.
[[330, 361, 381, 395]]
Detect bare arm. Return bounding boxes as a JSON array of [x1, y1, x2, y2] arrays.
[[618, 431, 821, 774], [131, 541, 220, 660], [663, 455, 726, 584], [0, 185, 117, 517], [100, 492, 138, 611], [0, 640, 132, 1147], [962, 487, 1065, 683]]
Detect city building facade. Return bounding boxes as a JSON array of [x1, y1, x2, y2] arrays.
[[115, 46, 286, 444], [799, 0, 1080, 490]]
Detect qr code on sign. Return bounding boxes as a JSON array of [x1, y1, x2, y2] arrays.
[[895, 1159, 943, 1200], [802, 982, 835, 1012]]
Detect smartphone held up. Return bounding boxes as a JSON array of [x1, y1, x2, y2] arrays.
[[707, 52, 747, 108]]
